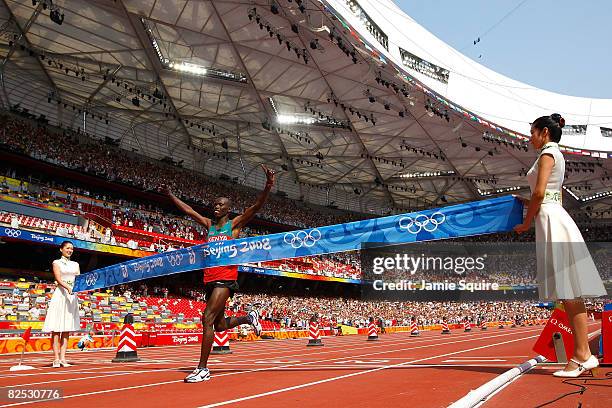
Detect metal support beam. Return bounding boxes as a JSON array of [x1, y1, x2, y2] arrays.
[[209, 1, 303, 197], [119, 0, 192, 150], [0, 0, 61, 100], [86, 65, 122, 106]]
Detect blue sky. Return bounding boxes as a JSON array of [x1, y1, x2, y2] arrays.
[[395, 0, 611, 99]]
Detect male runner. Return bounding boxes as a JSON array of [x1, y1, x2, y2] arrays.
[[164, 165, 275, 382]]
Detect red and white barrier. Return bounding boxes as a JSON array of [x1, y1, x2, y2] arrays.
[[211, 330, 232, 354], [464, 321, 472, 332], [367, 322, 378, 341], [307, 322, 324, 346], [410, 321, 420, 336], [112, 323, 140, 362], [602, 305, 612, 365], [441, 321, 451, 334], [533, 308, 574, 363], [481, 321, 487, 330]]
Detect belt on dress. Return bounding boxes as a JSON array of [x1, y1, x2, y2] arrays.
[[542, 189, 562, 204]]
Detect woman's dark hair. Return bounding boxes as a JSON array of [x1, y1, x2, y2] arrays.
[[532, 113, 565, 143], [60, 240, 73, 249]]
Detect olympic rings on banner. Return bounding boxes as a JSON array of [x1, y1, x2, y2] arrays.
[[85, 272, 99, 287], [187, 247, 196, 265], [4, 228, 21, 238], [283, 229, 322, 249], [165, 252, 183, 267], [398, 212, 446, 234]]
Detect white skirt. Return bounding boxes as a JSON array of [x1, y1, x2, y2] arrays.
[[535, 203, 608, 300], [42, 286, 80, 333]]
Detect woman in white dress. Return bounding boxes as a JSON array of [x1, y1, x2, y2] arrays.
[[42, 241, 80, 367], [514, 113, 607, 377]]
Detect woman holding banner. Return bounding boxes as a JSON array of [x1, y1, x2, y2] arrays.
[[42, 241, 81, 368], [164, 164, 275, 383], [514, 114, 606, 377]]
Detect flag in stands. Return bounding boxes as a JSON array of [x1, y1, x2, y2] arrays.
[[21, 327, 31, 343]]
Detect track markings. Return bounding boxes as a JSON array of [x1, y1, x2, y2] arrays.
[[335, 359, 390, 364], [197, 333, 542, 408], [443, 359, 506, 363], [0, 327, 549, 407]]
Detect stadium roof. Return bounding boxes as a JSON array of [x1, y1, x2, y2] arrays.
[[0, 0, 610, 219]]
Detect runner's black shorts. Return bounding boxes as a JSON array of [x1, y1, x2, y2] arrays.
[[204, 280, 239, 300]]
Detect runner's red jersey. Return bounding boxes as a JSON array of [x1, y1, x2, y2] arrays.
[[204, 219, 238, 283]]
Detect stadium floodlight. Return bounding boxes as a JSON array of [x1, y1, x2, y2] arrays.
[[168, 61, 207, 76], [581, 190, 612, 202], [276, 115, 316, 125], [399, 170, 455, 179], [141, 18, 246, 83], [478, 186, 525, 196], [563, 186, 580, 200]]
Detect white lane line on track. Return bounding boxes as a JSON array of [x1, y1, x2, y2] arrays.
[[0, 328, 513, 379], [0, 327, 504, 363], [0, 329, 532, 372], [0, 328, 538, 387], [0, 327, 519, 367], [443, 359, 506, 363], [196, 333, 543, 408], [449, 356, 528, 359], [472, 327, 603, 408], [0, 338, 294, 360], [0, 328, 544, 407]]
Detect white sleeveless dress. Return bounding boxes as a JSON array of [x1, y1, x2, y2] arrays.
[[526, 142, 607, 300], [42, 258, 81, 332]]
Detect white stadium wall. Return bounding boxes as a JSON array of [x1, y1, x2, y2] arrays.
[[325, 0, 612, 152]]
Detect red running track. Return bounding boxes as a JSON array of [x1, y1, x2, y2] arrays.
[[487, 323, 610, 408], [0, 324, 606, 407]]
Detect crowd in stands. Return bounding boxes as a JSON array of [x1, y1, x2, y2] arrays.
[[247, 251, 362, 280], [233, 294, 612, 329], [1, 272, 608, 340], [4, 112, 610, 243], [0, 281, 49, 322], [2, 113, 612, 284], [0, 115, 361, 229], [7, 277, 607, 332], [225, 294, 555, 329], [3, 169, 612, 283], [111, 209, 206, 242], [0, 211, 90, 239], [0, 168, 364, 279]]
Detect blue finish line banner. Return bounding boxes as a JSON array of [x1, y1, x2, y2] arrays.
[[73, 196, 522, 292]]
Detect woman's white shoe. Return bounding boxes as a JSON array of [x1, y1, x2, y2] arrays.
[[553, 355, 599, 378]]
